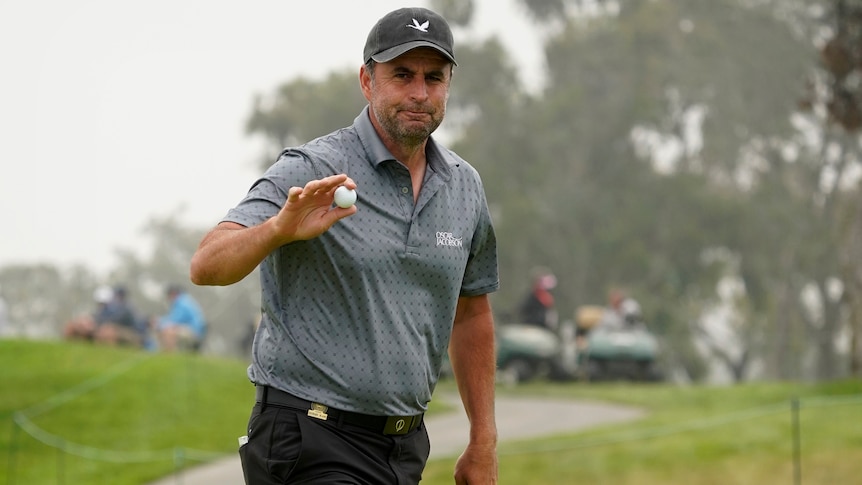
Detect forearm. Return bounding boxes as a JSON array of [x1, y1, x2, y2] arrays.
[[189, 220, 285, 286], [449, 295, 498, 446], [191, 175, 358, 287]]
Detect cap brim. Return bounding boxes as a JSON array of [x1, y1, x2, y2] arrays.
[[370, 40, 457, 65]]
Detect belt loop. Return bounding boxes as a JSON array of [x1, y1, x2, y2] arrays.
[[260, 386, 268, 412]]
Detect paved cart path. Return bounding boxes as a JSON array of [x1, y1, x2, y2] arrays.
[[147, 394, 644, 485]]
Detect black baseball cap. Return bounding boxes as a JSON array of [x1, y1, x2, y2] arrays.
[[363, 7, 456, 65]]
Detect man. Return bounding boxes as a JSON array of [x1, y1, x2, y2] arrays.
[[62, 285, 115, 342], [190, 7, 499, 484], [517, 268, 559, 331], [93, 285, 145, 347], [156, 284, 207, 352], [600, 287, 639, 330]]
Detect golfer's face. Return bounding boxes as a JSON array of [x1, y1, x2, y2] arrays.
[[365, 48, 451, 144]]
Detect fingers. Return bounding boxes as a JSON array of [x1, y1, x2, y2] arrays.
[[305, 174, 352, 194], [286, 186, 304, 203], [288, 174, 357, 205]]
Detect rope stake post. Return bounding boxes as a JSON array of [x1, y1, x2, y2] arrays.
[[791, 397, 801, 485], [174, 447, 185, 485], [7, 418, 21, 485]]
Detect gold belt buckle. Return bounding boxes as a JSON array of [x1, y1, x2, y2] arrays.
[[307, 403, 329, 421]]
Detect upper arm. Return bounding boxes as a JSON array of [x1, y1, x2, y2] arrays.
[[454, 294, 493, 326]]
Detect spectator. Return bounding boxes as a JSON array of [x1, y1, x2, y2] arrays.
[[619, 297, 644, 327], [517, 268, 558, 331], [93, 285, 145, 347], [63, 286, 114, 342], [600, 287, 642, 329], [156, 285, 206, 352]]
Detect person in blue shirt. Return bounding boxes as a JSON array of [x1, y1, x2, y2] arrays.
[[156, 284, 206, 352]]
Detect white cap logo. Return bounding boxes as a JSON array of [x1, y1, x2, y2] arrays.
[[407, 18, 430, 32]]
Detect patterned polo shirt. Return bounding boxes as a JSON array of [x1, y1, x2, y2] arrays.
[[223, 106, 499, 416]]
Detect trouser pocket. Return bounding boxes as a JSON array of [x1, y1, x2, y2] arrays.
[[239, 403, 303, 484]]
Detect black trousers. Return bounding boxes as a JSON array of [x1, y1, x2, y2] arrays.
[[239, 402, 431, 484]]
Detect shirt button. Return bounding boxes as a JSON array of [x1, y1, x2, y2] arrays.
[[401, 187, 409, 194]]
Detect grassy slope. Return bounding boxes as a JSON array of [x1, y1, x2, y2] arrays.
[[425, 380, 862, 484], [2, 339, 254, 484], [3, 339, 860, 484]]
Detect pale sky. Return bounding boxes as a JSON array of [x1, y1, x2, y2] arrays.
[[0, 0, 543, 273]]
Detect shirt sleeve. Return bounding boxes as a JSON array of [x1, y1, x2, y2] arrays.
[[222, 149, 320, 228], [460, 176, 500, 297]]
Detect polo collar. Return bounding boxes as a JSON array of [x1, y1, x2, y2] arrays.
[[353, 106, 452, 180]]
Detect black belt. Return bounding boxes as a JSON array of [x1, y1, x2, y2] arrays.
[[255, 386, 423, 436]]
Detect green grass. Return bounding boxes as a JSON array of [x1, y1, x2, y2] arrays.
[[1, 339, 255, 484], [425, 380, 862, 485], [0, 339, 452, 485], [2, 340, 860, 485]]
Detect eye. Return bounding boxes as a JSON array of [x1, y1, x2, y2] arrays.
[[425, 70, 447, 83]]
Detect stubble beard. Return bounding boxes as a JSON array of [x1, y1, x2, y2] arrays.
[[373, 103, 445, 148]]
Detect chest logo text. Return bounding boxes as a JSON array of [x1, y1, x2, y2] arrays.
[[436, 232, 463, 248]]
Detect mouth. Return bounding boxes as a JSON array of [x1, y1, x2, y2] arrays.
[[400, 110, 432, 122], [399, 104, 431, 115]]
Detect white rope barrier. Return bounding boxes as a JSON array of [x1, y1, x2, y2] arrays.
[[10, 352, 227, 465], [11, 352, 862, 465], [490, 394, 862, 458]]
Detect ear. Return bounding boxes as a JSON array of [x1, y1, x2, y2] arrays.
[[359, 65, 373, 102]]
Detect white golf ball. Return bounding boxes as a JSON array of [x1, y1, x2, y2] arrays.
[[334, 186, 357, 208]]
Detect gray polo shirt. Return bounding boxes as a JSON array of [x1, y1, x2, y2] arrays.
[[223, 106, 499, 416]]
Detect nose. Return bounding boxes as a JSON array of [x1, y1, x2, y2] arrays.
[[407, 77, 429, 102]]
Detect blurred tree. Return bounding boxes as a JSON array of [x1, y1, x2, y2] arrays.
[[429, 0, 475, 27], [233, 0, 827, 381], [800, 0, 862, 377], [0, 264, 99, 338], [520, 0, 567, 22], [495, 0, 823, 380], [157, 0, 847, 381], [245, 71, 368, 170]]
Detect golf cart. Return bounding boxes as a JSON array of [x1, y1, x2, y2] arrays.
[[495, 323, 565, 385], [574, 301, 662, 382]]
